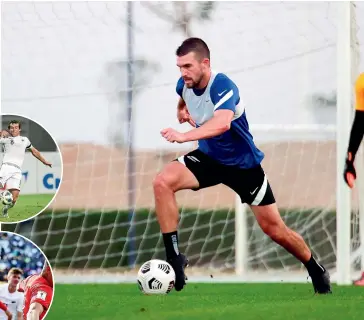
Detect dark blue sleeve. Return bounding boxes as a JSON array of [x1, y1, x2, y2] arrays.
[[210, 74, 239, 112], [176, 77, 184, 97]]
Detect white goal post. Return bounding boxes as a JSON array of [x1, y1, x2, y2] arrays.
[[235, 2, 364, 284], [1, 2, 363, 285], [335, 1, 357, 285]]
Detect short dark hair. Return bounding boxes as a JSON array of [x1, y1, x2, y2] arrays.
[[8, 268, 23, 276], [8, 120, 21, 129], [176, 38, 210, 60]]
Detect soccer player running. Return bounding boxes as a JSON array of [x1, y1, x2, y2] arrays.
[[0, 268, 24, 320], [343, 72, 364, 286], [0, 301, 13, 320], [17, 262, 53, 320], [0, 120, 52, 218], [155, 38, 331, 294]]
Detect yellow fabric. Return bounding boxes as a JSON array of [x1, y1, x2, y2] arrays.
[[355, 72, 364, 111]]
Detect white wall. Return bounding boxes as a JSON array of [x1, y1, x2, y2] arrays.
[[0, 152, 62, 195]]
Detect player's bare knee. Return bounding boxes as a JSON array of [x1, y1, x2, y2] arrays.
[[153, 173, 175, 195]]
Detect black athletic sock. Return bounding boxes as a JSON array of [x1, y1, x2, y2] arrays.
[[163, 231, 180, 260], [304, 254, 325, 275]]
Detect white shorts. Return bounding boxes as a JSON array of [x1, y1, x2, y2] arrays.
[[0, 163, 22, 191]]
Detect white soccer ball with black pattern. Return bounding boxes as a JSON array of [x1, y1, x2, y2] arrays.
[[1, 190, 13, 205], [137, 259, 176, 295]]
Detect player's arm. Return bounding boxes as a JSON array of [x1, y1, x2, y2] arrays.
[[0, 130, 10, 143], [176, 78, 195, 127], [17, 279, 26, 293], [0, 301, 12, 320], [183, 110, 233, 141], [28, 147, 52, 167], [344, 73, 364, 188], [347, 110, 364, 159], [183, 77, 236, 142], [0, 130, 10, 138], [0, 301, 6, 311], [27, 285, 52, 320], [177, 96, 185, 110], [26, 302, 43, 320], [176, 77, 186, 115]]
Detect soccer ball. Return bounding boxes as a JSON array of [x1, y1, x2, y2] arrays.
[[137, 259, 175, 295], [1, 190, 13, 205]]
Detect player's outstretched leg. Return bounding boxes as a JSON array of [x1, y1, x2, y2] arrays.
[[0, 189, 7, 218], [2, 202, 14, 218], [2, 189, 19, 218], [2, 206, 9, 218], [153, 161, 199, 291], [0, 185, 6, 217], [250, 203, 332, 294]]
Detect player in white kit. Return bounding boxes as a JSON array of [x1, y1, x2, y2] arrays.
[[0, 120, 52, 218], [0, 268, 24, 320]]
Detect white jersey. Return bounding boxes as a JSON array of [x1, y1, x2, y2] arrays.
[[0, 284, 24, 320], [0, 135, 32, 169]]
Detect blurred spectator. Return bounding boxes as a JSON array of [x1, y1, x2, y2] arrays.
[[0, 233, 45, 281]]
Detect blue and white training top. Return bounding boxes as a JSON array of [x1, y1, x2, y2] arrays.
[[176, 71, 264, 169]]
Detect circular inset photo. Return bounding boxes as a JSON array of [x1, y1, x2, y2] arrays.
[[0, 114, 62, 223], [0, 232, 54, 320]]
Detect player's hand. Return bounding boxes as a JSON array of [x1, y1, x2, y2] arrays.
[[16, 282, 24, 292], [177, 107, 196, 127], [160, 128, 187, 143], [344, 152, 356, 188], [5, 309, 12, 320], [0, 130, 10, 138], [44, 162, 52, 168]]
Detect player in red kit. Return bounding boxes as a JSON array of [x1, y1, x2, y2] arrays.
[[0, 301, 12, 320], [17, 262, 53, 320]]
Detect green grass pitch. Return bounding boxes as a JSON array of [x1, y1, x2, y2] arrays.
[[47, 283, 364, 320], [0, 194, 55, 223]]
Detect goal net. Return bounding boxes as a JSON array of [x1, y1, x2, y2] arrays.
[[1, 1, 363, 283]]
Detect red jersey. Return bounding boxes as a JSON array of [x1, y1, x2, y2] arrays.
[[18, 275, 53, 320]]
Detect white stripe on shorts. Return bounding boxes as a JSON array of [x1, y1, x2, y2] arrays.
[[177, 156, 186, 166], [251, 174, 268, 205]]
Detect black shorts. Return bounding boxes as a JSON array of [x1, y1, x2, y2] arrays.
[[175, 149, 275, 206]]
